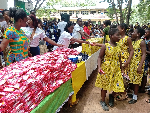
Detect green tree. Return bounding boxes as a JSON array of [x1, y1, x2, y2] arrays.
[[100, 0, 132, 25], [130, 0, 150, 25]]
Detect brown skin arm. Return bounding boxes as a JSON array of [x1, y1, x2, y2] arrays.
[[70, 38, 90, 44], [43, 37, 63, 47], [78, 30, 88, 39], [98, 44, 106, 74], [100, 29, 105, 36], [123, 37, 134, 67], [0, 38, 9, 52], [137, 40, 146, 74], [92, 42, 103, 47]]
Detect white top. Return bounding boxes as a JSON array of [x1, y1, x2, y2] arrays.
[[57, 21, 67, 35], [72, 23, 84, 40], [21, 27, 47, 47], [53, 31, 73, 50]]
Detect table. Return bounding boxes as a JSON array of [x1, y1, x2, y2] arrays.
[[31, 79, 73, 113], [71, 61, 86, 103]]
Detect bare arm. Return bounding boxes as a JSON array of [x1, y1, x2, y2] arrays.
[[125, 37, 134, 66], [0, 38, 9, 51], [98, 44, 106, 73], [78, 30, 88, 39], [137, 40, 146, 74], [70, 38, 89, 44], [43, 37, 63, 47]]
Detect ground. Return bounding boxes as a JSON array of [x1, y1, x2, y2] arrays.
[[62, 69, 150, 113]]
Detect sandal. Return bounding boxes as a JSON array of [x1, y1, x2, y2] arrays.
[[100, 101, 109, 111], [146, 99, 150, 103]]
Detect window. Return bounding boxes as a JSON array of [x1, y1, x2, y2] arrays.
[[60, 11, 67, 14], [76, 11, 79, 15], [69, 11, 74, 16], [104, 11, 108, 14], [98, 10, 101, 14], [90, 11, 96, 14], [81, 11, 89, 15]]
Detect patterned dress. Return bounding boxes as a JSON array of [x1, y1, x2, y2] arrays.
[[3, 27, 29, 66], [117, 36, 130, 76], [129, 39, 144, 85], [95, 43, 125, 92]]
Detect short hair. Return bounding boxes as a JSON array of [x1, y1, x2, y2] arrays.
[[77, 18, 82, 22], [2, 9, 9, 16], [64, 21, 74, 33], [104, 20, 111, 26], [109, 28, 119, 37], [9, 7, 27, 22], [119, 23, 128, 31], [137, 27, 145, 37], [84, 21, 88, 27]]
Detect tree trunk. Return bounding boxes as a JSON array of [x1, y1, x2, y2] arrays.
[[112, 0, 119, 25], [126, 0, 132, 26], [117, 0, 124, 24]]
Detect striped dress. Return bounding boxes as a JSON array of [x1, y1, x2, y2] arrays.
[[3, 27, 29, 66]]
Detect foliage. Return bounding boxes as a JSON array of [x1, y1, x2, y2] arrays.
[[100, 0, 132, 25], [130, 0, 150, 25]]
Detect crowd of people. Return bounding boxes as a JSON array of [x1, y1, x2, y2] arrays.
[[0, 7, 150, 112]]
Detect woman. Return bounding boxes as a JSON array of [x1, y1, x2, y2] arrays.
[[0, 8, 30, 66], [100, 20, 111, 43], [21, 14, 62, 57], [53, 21, 90, 50], [82, 21, 90, 41]]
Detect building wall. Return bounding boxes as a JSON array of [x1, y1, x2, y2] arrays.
[[0, 0, 8, 9]]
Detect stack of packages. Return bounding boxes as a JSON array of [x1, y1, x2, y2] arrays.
[[0, 48, 79, 113], [82, 38, 102, 56]]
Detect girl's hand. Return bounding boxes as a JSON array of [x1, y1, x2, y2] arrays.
[[137, 66, 142, 74], [123, 61, 129, 68], [98, 67, 105, 74], [86, 41, 90, 44]]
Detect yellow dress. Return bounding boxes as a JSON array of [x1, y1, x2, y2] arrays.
[[129, 39, 144, 85], [117, 36, 129, 76], [95, 43, 125, 92]]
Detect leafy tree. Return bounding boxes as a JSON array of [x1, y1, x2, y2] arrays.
[[130, 0, 150, 25], [100, 0, 132, 25]]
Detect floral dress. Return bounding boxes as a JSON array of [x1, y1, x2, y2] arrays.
[[95, 43, 125, 92], [3, 27, 29, 66], [117, 36, 130, 76], [129, 39, 144, 85]]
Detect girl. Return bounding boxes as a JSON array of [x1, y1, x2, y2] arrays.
[[128, 28, 146, 104], [95, 28, 125, 111], [53, 22, 90, 50], [140, 28, 150, 93], [117, 23, 134, 100], [0, 8, 30, 66], [21, 14, 62, 57], [100, 20, 111, 44]]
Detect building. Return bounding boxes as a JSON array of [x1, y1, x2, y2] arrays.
[[0, 0, 8, 13], [38, 2, 117, 25]]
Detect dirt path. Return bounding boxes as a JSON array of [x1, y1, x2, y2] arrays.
[[62, 69, 150, 113]]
